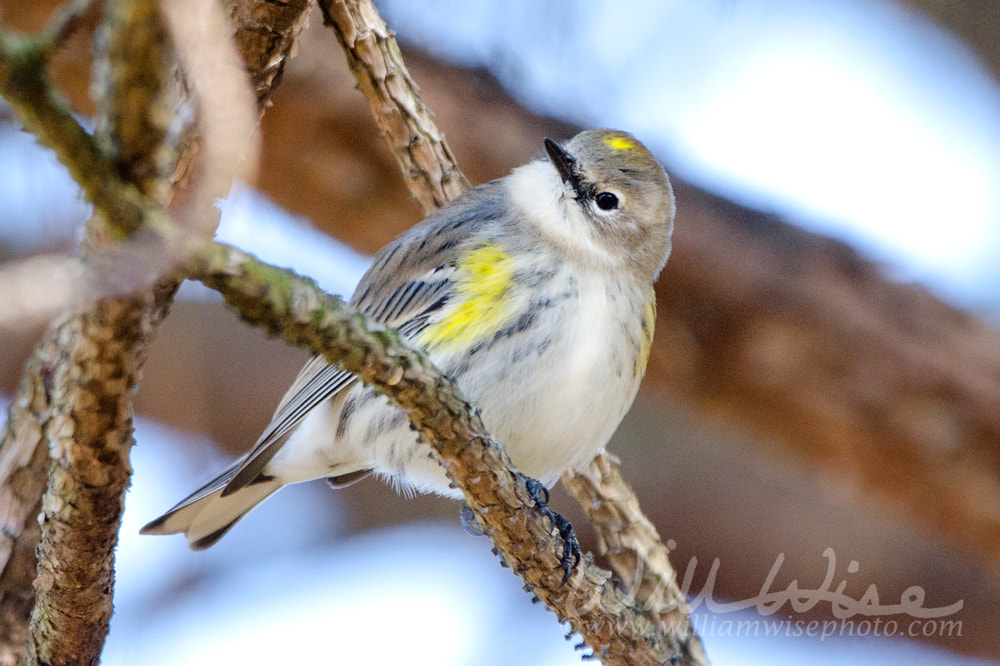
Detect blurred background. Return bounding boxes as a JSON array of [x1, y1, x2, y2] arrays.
[[2, 0, 1000, 664]]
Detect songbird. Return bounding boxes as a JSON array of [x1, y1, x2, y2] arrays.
[[143, 128, 675, 574]]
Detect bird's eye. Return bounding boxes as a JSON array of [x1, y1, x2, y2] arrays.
[[595, 192, 619, 211]]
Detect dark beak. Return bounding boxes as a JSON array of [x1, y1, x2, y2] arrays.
[[544, 138, 580, 191]]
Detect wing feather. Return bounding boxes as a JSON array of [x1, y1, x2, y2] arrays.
[[222, 273, 455, 494], [222, 180, 504, 495]]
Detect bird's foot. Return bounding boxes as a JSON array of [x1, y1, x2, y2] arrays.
[[524, 476, 581, 585]]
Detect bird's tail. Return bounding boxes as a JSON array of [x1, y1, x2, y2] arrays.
[[140, 462, 281, 550]]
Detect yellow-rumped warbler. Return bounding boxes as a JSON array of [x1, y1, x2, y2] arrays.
[[142, 128, 675, 553]]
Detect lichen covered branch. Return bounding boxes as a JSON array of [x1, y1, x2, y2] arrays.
[[190, 241, 693, 666]]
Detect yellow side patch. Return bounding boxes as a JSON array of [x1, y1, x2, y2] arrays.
[[418, 243, 518, 352], [604, 135, 637, 152], [635, 296, 656, 377]]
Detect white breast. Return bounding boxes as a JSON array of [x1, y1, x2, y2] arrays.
[[490, 272, 643, 486]]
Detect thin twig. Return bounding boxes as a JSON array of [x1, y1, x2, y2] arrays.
[[0, 32, 148, 240], [317, 0, 470, 212], [563, 456, 708, 664]]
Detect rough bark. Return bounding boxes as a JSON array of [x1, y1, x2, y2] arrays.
[[562, 456, 696, 644], [0, 1, 309, 663], [3, 0, 999, 662], [0, 56, 709, 660], [228, 0, 312, 107], [0, 340, 58, 666], [24, 295, 161, 666], [0, 3, 175, 660], [4, 1, 710, 661], [318, 0, 469, 213]]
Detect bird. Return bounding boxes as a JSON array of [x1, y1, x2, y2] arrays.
[[142, 128, 675, 564]]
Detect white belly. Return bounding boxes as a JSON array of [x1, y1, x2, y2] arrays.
[[488, 279, 641, 484], [389, 271, 645, 495], [275, 272, 647, 499]]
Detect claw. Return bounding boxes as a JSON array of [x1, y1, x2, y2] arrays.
[[551, 510, 582, 584], [524, 476, 582, 584], [459, 503, 484, 536], [525, 477, 550, 505]]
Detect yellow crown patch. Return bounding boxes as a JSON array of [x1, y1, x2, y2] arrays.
[[604, 135, 637, 152]]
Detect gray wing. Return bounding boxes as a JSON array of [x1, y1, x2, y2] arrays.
[[222, 267, 456, 495], [221, 184, 503, 495]]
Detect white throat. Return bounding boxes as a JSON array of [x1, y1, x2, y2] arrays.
[[505, 160, 623, 269]]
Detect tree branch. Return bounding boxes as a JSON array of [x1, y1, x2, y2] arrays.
[[189, 240, 704, 666], [0, 81, 704, 658], [228, 0, 311, 107], [21, 1, 178, 662], [0, 342, 56, 666], [0, 29, 147, 240], [0, 1, 309, 663], [3, 6, 706, 659], [562, 457, 699, 647], [316, 1, 706, 663], [317, 0, 470, 213], [256, 26, 1000, 578]]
